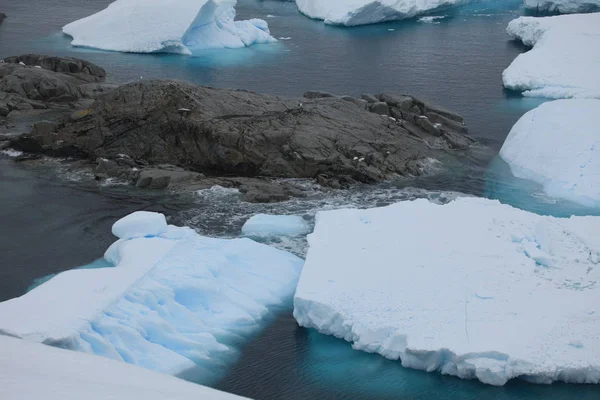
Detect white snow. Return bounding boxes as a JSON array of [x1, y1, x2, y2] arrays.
[[295, 0, 469, 26], [242, 214, 311, 237], [62, 0, 276, 55], [502, 13, 600, 99], [0, 335, 247, 400], [500, 99, 600, 208], [293, 197, 600, 386], [524, 0, 600, 13], [0, 211, 302, 377], [112, 211, 168, 239]]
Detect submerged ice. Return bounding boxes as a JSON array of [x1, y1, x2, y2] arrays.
[[62, 0, 276, 55], [293, 197, 600, 386], [499, 99, 600, 208], [242, 214, 311, 237], [0, 211, 302, 381]]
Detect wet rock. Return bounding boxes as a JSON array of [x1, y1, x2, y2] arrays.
[[370, 101, 389, 116], [303, 90, 335, 99], [361, 93, 378, 103], [0, 13, 6, 24], [3, 54, 105, 82]]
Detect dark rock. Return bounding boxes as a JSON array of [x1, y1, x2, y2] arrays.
[[3, 54, 105, 82], [303, 90, 335, 99], [18, 80, 475, 184], [361, 93, 378, 103], [370, 101, 390, 116], [32, 121, 59, 135], [378, 93, 414, 110], [136, 167, 201, 189], [340, 95, 355, 102], [354, 99, 369, 110], [415, 116, 442, 136], [0, 102, 10, 116], [0, 13, 6, 24]]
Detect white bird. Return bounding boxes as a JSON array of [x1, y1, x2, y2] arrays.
[[298, 102, 303, 108], [389, 117, 396, 122], [34, 65, 42, 69], [353, 157, 358, 161], [18, 61, 25, 66], [358, 157, 365, 162]]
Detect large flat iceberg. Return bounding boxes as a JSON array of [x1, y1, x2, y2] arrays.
[[502, 13, 600, 99], [499, 99, 600, 208], [0, 211, 302, 380], [524, 0, 600, 13], [294, 197, 600, 386], [62, 0, 276, 54], [0, 335, 247, 400], [295, 0, 471, 26]]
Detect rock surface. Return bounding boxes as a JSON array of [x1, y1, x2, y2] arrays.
[[0, 12, 6, 24], [11, 79, 474, 185]]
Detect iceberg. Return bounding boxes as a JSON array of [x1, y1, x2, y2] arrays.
[[295, 0, 470, 26], [242, 214, 311, 237], [524, 0, 600, 13], [502, 13, 600, 99], [499, 99, 600, 208], [0, 211, 302, 380], [294, 197, 600, 386], [0, 335, 247, 400], [62, 0, 276, 55]]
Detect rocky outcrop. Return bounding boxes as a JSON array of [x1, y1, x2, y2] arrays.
[[11, 79, 475, 188], [0, 13, 6, 24]]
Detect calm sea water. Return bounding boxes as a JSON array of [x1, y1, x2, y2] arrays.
[[1, 1, 598, 399]]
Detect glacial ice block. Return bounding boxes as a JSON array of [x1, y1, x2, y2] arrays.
[[524, 0, 600, 14], [242, 214, 311, 237], [0, 211, 303, 379], [112, 211, 168, 239], [499, 99, 600, 208], [62, 0, 276, 54], [295, 0, 471, 26], [0, 335, 248, 400], [502, 13, 600, 99], [293, 197, 600, 386]]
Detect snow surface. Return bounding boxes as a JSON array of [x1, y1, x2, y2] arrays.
[[0, 212, 302, 378], [524, 0, 600, 13], [242, 214, 311, 237], [0, 335, 247, 400], [499, 99, 600, 208], [112, 211, 168, 239], [502, 13, 600, 99], [294, 197, 600, 386], [295, 0, 469, 26], [62, 0, 276, 54]]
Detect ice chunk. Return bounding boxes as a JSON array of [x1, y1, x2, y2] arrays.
[[62, 0, 276, 54], [293, 197, 600, 386], [0, 335, 247, 400], [524, 0, 600, 14], [242, 214, 311, 237], [0, 212, 303, 381], [112, 211, 168, 239], [502, 13, 600, 99], [499, 99, 600, 208], [295, 0, 471, 26]]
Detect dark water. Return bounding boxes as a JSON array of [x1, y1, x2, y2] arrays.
[[1, 0, 599, 399]]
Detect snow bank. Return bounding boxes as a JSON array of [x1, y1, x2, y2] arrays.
[[242, 214, 311, 237], [524, 0, 600, 13], [499, 99, 600, 208], [294, 197, 600, 386], [502, 13, 600, 99], [0, 212, 302, 378], [0, 335, 247, 400], [62, 0, 276, 55], [295, 0, 470, 26]]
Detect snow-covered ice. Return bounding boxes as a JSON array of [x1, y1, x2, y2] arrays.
[[242, 214, 311, 237], [0, 335, 247, 400], [524, 0, 600, 13], [502, 13, 600, 99], [0, 211, 302, 379], [294, 197, 600, 386], [418, 15, 446, 23], [295, 0, 470, 26], [499, 99, 600, 208], [62, 0, 276, 54]]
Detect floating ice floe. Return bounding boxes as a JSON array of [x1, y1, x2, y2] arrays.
[[62, 0, 276, 54], [242, 214, 311, 237], [294, 197, 600, 386], [502, 13, 600, 99], [499, 99, 600, 208], [0, 335, 247, 400], [418, 15, 446, 23], [524, 0, 600, 14], [0, 211, 302, 381], [295, 0, 470, 26]]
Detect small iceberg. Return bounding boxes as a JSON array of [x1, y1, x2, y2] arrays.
[[502, 13, 600, 99], [62, 0, 276, 55], [294, 197, 600, 386], [0, 211, 303, 382], [499, 99, 600, 208]]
